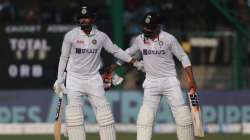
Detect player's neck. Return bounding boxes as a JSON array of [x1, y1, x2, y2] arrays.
[[82, 28, 92, 36], [150, 34, 159, 41]]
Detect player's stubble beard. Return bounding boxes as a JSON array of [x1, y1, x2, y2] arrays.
[[143, 30, 154, 38], [79, 18, 94, 35], [143, 30, 160, 40], [81, 24, 93, 35], [143, 26, 160, 39]]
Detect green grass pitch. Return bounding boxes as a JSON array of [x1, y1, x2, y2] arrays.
[[0, 133, 249, 140]]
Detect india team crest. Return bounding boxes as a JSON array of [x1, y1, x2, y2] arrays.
[[145, 15, 151, 23], [159, 41, 164, 46], [92, 39, 97, 45], [81, 7, 87, 15]]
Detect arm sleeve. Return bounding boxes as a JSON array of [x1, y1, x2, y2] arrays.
[[170, 36, 191, 68], [57, 33, 72, 83], [103, 34, 132, 63], [116, 40, 140, 66], [125, 41, 140, 56]]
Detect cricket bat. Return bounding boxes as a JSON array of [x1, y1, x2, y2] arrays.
[[54, 95, 63, 140], [188, 91, 205, 137]]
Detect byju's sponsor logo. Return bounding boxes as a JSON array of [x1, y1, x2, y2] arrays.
[[75, 48, 98, 54], [142, 49, 166, 55]]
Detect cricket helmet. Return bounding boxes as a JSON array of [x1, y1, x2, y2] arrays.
[[77, 5, 96, 31], [77, 6, 96, 19], [142, 11, 161, 38], [142, 11, 161, 30]]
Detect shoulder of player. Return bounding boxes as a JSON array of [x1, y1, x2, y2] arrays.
[[134, 33, 144, 41], [91, 28, 105, 36], [64, 27, 80, 40], [128, 34, 143, 46], [160, 31, 177, 42]]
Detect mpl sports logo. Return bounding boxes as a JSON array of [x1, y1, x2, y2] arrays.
[[76, 40, 84, 44], [142, 49, 166, 55]]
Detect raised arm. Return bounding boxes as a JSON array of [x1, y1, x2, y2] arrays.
[[116, 36, 141, 66], [102, 34, 133, 63], [125, 40, 141, 57], [102, 35, 143, 88]]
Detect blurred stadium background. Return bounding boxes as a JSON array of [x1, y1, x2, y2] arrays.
[[0, 0, 250, 139]]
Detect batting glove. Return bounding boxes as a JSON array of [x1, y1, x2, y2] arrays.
[[53, 80, 65, 98], [102, 72, 112, 90], [112, 73, 124, 86]]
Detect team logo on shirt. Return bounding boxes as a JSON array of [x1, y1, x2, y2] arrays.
[[159, 41, 164, 46], [92, 39, 97, 45]]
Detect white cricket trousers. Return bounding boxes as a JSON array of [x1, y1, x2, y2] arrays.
[[142, 76, 188, 117]]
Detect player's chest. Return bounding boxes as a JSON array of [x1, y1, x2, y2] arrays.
[[71, 36, 102, 55], [72, 36, 101, 49]]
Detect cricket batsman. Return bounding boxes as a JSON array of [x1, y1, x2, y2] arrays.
[[53, 5, 142, 140], [114, 11, 197, 140]]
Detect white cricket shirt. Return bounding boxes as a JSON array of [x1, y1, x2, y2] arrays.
[[125, 31, 191, 79], [57, 27, 132, 82]]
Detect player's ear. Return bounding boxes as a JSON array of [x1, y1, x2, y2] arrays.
[[91, 18, 95, 23]]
